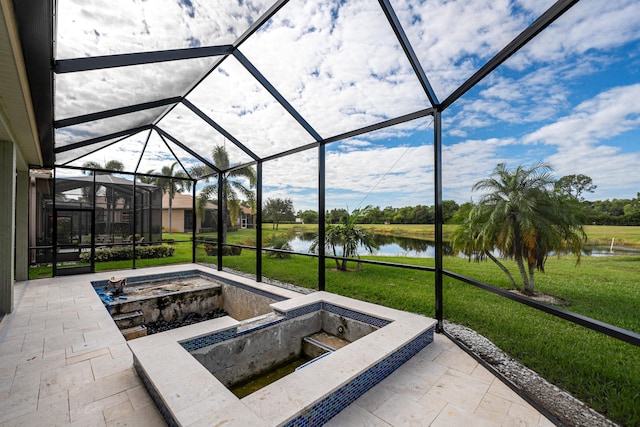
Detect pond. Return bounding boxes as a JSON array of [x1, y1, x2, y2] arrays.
[[285, 233, 455, 258], [283, 233, 640, 258]]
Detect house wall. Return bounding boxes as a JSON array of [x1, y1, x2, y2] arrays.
[[0, 141, 16, 313], [162, 208, 186, 233]]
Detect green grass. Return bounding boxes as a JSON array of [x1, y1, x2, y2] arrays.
[[583, 225, 640, 248], [25, 226, 640, 425]]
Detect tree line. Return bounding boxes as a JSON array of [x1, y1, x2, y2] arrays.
[[294, 196, 640, 226]]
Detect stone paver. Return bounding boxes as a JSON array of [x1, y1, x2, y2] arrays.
[[0, 265, 552, 426]]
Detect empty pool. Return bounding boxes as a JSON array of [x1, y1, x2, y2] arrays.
[[123, 270, 436, 426]]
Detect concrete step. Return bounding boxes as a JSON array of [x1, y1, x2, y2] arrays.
[[121, 325, 147, 341], [112, 310, 144, 329]]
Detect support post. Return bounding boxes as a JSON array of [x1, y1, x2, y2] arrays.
[[0, 141, 16, 313], [192, 180, 196, 263], [15, 170, 29, 281], [217, 173, 223, 271], [318, 144, 326, 291], [434, 111, 443, 332], [132, 178, 136, 269], [256, 162, 263, 282]]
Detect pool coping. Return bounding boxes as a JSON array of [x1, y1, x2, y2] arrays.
[[128, 273, 436, 426]]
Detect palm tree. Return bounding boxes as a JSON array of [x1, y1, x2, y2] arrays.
[[137, 169, 155, 184], [154, 162, 187, 234], [193, 146, 256, 243], [82, 160, 125, 236], [310, 206, 378, 271], [452, 163, 586, 295]]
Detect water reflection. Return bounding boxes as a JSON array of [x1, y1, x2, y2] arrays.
[[285, 233, 640, 258], [287, 233, 454, 258]]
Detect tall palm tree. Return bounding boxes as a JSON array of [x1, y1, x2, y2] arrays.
[[193, 146, 256, 243], [310, 206, 378, 271], [137, 169, 155, 184], [82, 160, 125, 236], [154, 162, 187, 234], [452, 163, 586, 295]]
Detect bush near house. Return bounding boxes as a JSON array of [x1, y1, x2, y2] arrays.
[[80, 245, 175, 262], [203, 243, 242, 256]]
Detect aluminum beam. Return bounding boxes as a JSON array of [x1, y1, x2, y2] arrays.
[[54, 45, 235, 73], [54, 97, 182, 128], [181, 99, 259, 161], [153, 127, 220, 173], [54, 125, 152, 153], [233, 50, 322, 142], [378, 0, 439, 107]]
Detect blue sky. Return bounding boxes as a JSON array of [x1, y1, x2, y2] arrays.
[[54, 0, 640, 213]]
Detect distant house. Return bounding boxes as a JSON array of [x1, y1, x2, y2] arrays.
[[238, 205, 256, 229], [162, 193, 217, 233]]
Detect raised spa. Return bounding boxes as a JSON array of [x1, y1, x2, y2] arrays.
[[120, 269, 436, 426], [92, 270, 284, 339]]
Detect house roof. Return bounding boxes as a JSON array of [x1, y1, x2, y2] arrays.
[[0, 1, 43, 170]]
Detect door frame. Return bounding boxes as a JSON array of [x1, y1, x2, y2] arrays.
[[52, 207, 95, 276]]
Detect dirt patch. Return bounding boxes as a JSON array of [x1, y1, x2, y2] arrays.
[[508, 289, 571, 306]]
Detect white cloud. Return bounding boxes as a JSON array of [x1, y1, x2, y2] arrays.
[[56, 0, 274, 58], [512, 0, 640, 68], [53, 0, 640, 207], [524, 84, 640, 147], [393, 0, 543, 98], [240, 0, 431, 137]]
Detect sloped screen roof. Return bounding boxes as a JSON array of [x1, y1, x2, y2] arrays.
[[50, 0, 640, 208], [51, 0, 554, 173]]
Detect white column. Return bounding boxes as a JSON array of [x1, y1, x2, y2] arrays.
[[0, 141, 16, 313], [15, 170, 28, 281]]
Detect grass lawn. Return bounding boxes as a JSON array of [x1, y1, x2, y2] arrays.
[[26, 225, 640, 425], [221, 251, 640, 425]]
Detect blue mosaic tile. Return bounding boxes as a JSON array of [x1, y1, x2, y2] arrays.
[[283, 326, 435, 427], [92, 269, 287, 301], [133, 357, 179, 427], [277, 302, 323, 319], [197, 270, 288, 302], [180, 327, 238, 352], [295, 351, 332, 371], [273, 301, 390, 328], [236, 318, 286, 336], [91, 270, 201, 289], [322, 302, 391, 328]]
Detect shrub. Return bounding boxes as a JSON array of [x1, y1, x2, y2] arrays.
[[266, 235, 293, 258], [203, 244, 242, 256], [79, 245, 175, 262]]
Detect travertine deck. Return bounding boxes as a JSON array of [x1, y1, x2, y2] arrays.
[[0, 265, 553, 426]]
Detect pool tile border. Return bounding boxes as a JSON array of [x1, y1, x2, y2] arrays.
[[283, 327, 434, 426], [180, 300, 392, 352], [91, 269, 287, 303]]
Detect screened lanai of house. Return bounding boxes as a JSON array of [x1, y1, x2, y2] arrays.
[[14, 0, 639, 343], [5, 1, 639, 424]]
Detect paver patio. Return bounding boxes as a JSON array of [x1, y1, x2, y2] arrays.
[[0, 265, 553, 426]]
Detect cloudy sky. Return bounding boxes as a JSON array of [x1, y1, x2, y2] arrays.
[[54, 0, 640, 213]]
